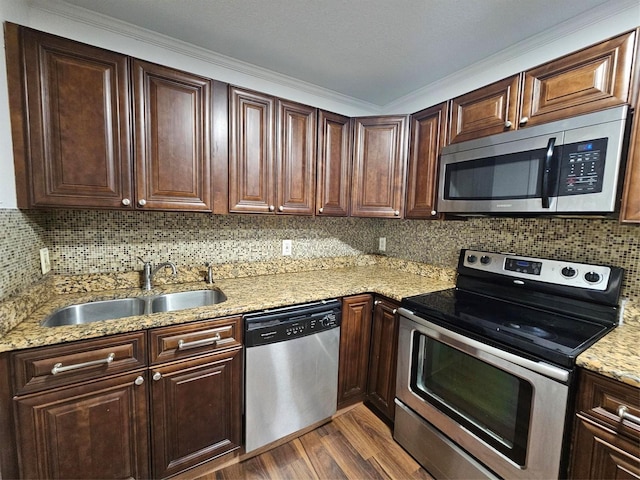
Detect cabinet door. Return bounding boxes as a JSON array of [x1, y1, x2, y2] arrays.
[[316, 111, 352, 216], [133, 60, 212, 211], [229, 87, 275, 213], [276, 100, 316, 215], [14, 371, 149, 479], [367, 298, 399, 422], [571, 415, 640, 479], [521, 31, 635, 128], [150, 348, 242, 478], [405, 103, 448, 219], [351, 116, 408, 218], [449, 75, 521, 144], [621, 53, 640, 223], [338, 294, 373, 409], [11, 25, 132, 209]]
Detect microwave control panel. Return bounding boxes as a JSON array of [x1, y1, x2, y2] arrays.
[[558, 138, 607, 196]]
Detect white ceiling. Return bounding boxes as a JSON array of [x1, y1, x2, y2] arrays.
[[55, 0, 619, 106]]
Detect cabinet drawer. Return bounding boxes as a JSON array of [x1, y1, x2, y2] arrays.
[[577, 369, 640, 443], [11, 332, 147, 395], [149, 316, 242, 364]]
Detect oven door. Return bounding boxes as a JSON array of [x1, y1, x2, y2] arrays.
[[395, 309, 571, 480]]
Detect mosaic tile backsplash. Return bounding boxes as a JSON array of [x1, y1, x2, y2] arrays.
[[1, 209, 640, 305]]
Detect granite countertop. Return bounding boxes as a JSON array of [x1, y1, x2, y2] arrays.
[[0, 261, 638, 390], [0, 264, 453, 353], [576, 303, 640, 388]]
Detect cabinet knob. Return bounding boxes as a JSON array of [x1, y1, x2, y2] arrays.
[[134, 376, 144, 386], [278, 205, 284, 212], [504, 120, 513, 128], [374, 300, 381, 306], [122, 198, 131, 206], [268, 205, 275, 212], [519, 117, 529, 126], [319, 207, 324, 214], [394, 210, 400, 216], [138, 199, 147, 207], [392, 309, 398, 315], [431, 210, 437, 216], [152, 372, 162, 382]]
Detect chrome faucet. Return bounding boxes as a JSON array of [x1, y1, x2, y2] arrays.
[[138, 257, 177, 290], [205, 262, 214, 284]]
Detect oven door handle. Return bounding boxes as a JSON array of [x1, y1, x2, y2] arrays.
[[398, 308, 570, 383]]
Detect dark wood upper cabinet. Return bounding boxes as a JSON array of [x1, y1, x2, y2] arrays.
[[6, 24, 225, 212], [276, 99, 317, 215], [521, 31, 636, 128], [316, 110, 352, 216], [405, 103, 448, 219], [351, 115, 408, 218], [229, 87, 275, 213], [621, 40, 640, 224], [449, 75, 521, 144], [229, 87, 316, 215], [7, 24, 133, 209], [132, 60, 212, 211]]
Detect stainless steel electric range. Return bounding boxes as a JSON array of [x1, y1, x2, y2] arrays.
[[395, 249, 624, 479]]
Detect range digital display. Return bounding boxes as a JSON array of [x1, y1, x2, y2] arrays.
[[505, 258, 542, 275]]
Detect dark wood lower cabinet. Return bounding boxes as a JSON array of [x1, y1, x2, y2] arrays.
[[366, 297, 400, 423], [338, 294, 373, 409], [569, 369, 640, 479], [14, 371, 150, 479], [150, 348, 242, 479]]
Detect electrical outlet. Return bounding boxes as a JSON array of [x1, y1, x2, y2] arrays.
[[39, 247, 51, 274], [282, 239, 292, 256], [378, 237, 386, 252]]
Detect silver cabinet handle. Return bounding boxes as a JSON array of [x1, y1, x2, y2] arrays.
[[268, 205, 275, 212], [138, 199, 147, 207], [519, 116, 529, 126], [504, 120, 513, 128], [278, 205, 284, 212], [392, 309, 398, 315], [319, 207, 324, 214], [177, 333, 221, 350], [374, 300, 381, 306], [134, 375, 144, 386], [393, 210, 400, 216], [617, 405, 640, 426], [431, 210, 437, 216], [122, 198, 131, 206], [51, 352, 115, 375], [152, 372, 162, 381]]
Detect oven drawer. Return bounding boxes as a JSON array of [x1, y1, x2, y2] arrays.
[[577, 369, 640, 443]]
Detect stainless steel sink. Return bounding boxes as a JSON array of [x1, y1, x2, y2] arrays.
[[41, 297, 147, 327], [151, 289, 227, 313], [41, 289, 227, 327]]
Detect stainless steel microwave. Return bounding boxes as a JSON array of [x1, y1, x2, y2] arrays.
[[437, 105, 629, 215]]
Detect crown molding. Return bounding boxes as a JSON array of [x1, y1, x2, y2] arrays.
[[383, 0, 640, 113], [26, 0, 382, 114]]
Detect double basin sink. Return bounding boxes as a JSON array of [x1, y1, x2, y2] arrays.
[[41, 289, 227, 328]]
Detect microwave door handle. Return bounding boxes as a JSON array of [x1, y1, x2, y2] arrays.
[[541, 137, 556, 209]]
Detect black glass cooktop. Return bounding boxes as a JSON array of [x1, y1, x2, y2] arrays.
[[401, 288, 615, 368]]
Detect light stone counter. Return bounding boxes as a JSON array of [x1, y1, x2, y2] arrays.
[[576, 304, 640, 388], [0, 264, 453, 353]]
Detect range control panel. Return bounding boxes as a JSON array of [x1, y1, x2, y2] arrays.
[[462, 249, 612, 291]]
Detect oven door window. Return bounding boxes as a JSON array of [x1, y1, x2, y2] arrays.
[[411, 334, 532, 466], [444, 147, 552, 201]]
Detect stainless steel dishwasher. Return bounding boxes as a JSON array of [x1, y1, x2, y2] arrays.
[[244, 299, 341, 453]]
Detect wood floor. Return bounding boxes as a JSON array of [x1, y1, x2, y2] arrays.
[[203, 404, 433, 480]]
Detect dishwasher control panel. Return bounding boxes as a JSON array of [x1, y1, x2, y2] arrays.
[[244, 300, 341, 347]]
